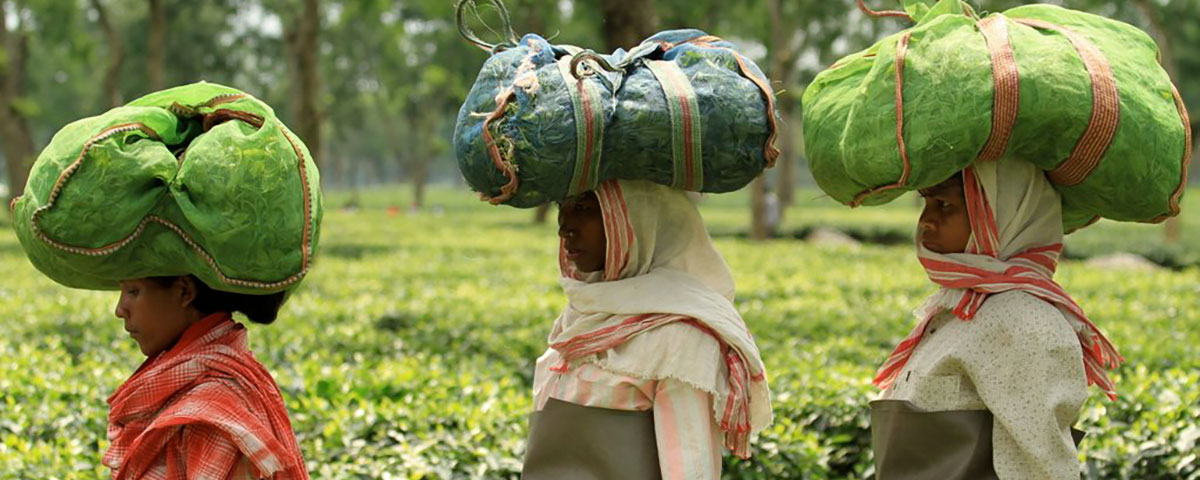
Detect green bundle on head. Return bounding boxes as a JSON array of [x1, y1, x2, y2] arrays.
[[803, 0, 1190, 232], [10, 81, 323, 295]]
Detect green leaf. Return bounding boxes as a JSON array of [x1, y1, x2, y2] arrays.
[[902, 0, 935, 21], [911, 0, 964, 23]]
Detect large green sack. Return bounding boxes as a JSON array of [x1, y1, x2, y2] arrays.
[[454, 3, 779, 208], [10, 82, 323, 294], [802, 0, 1190, 231]]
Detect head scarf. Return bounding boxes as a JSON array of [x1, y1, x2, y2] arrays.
[[105, 313, 309, 479], [874, 159, 1122, 400], [546, 179, 771, 458]]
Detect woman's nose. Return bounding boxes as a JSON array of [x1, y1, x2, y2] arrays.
[[918, 212, 937, 231]]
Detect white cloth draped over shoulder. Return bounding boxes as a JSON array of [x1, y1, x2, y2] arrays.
[[537, 179, 772, 459]]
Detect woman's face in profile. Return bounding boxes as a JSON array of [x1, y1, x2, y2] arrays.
[[558, 191, 607, 273]]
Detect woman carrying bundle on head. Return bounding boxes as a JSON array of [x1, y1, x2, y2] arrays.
[[105, 275, 307, 479], [523, 180, 771, 479], [11, 82, 321, 479], [452, 9, 784, 479], [873, 160, 1117, 478], [803, 1, 1189, 478], [452, 4, 784, 475]]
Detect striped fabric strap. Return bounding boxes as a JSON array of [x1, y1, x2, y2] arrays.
[[1015, 18, 1120, 186], [963, 165, 1000, 257], [667, 36, 780, 168], [595, 181, 634, 281], [557, 55, 606, 197], [646, 60, 704, 191], [977, 15, 1020, 162]]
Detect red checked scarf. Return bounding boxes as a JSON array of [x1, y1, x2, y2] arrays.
[[547, 179, 771, 459], [104, 313, 309, 479], [874, 160, 1122, 400]]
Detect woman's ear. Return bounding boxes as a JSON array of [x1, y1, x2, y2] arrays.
[[175, 276, 198, 309]]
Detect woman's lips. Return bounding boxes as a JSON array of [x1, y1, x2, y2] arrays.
[[918, 230, 937, 250], [565, 249, 584, 260]]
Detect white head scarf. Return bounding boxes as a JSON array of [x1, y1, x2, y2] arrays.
[[547, 179, 771, 458], [557, 178, 734, 295], [876, 159, 1122, 399], [915, 158, 1064, 317]]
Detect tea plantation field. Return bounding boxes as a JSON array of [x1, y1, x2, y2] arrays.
[[1, 187, 1197, 479]]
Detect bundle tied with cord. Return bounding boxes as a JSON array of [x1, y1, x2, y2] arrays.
[[803, 0, 1190, 232], [453, 0, 780, 208], [10, 81, 323, 295]]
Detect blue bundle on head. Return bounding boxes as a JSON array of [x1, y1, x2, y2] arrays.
[[453, 0, 780, 207]]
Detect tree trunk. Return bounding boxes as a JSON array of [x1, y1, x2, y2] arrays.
[[371, 155, 385, 188], [147, 0, 166, 90], [750, 175, 768, 240], [89, 0, 124, 108], [758, 0, 804, 235], [285, 0, 321, 167], [534, 203, 551, 223], [410, 114, 433, 208], [599, 0, 655, 50], [1193, 123, 1199, 178], [335, 147, 350, 190], [775, 107, 797, 206], [767, 0, 796, 207], [412, 161, 428, 208], [0, 3, 36, 205]]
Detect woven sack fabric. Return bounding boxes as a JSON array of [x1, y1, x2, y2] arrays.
[[11, 82, 322, 294], [455, 27, 780, 207], [802, 0, 1190, 231]]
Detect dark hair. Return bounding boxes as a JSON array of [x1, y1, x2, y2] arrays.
[[919, 171, 965, 196], [152, 275, 286, 325]]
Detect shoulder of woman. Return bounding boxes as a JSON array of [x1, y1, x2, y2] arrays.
[[618, 319, 723, 359], [169, 376, 250, 411], [180, 421, 237, 444], [644, 319, 722, 344], [148, 378, 258, 437], [972, 291, 1077, 347]]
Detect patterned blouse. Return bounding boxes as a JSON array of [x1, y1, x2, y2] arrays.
[[879, 290, 1089, 479]]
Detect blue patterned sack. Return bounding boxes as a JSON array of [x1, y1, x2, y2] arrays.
[[454, 16, 779, 207]]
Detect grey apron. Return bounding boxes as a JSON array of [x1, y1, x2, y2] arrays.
[[870, 399, 1085, 480], [522, 398, 662, 480]]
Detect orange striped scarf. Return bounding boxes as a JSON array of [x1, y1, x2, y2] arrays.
[[874, 165, 1122, 400], [105, 313, 308, 479]]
